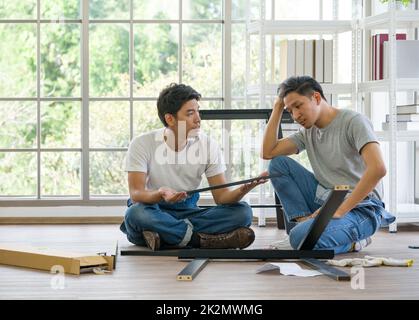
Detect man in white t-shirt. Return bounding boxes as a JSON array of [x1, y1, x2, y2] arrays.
[[120, 83, 268, 251]]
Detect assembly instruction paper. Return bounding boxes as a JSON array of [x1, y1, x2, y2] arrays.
[[256, 262, 322, 277]]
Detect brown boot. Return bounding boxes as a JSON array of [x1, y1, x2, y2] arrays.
[[198, 227, 255, 249], [142, 231, 161, 251]]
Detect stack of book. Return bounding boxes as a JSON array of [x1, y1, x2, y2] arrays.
[[382, 104, 419, 131], [370, 33, 419, 80], [371, 33, 406, 80], [279, 39, 333, 102], [279, 39, 333, 83]]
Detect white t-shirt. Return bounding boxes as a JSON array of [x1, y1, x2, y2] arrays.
[[125, 128, 226, 192]]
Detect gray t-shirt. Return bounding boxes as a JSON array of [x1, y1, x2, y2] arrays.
[[288, 109, 383, 201]]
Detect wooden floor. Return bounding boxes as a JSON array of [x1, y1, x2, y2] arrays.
[[1, 223, 419, 300]]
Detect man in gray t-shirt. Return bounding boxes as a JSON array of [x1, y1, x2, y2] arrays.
[[262, 76, 395, 254], [290, 107, 384, 201]]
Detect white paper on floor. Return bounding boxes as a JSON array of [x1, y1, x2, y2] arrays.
[[256, 262, 322, 277]]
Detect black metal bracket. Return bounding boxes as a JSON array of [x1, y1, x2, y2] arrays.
[[176, 249, 334, 260], [298, 187, 349, 250], [302, 258, 351, 281], [121, 248, 182, 256], [120, 248, 333, 259], [186, 174, 282, 195], [177, 258, 209, 281], [177, 257, 351, 282], [199, 108, 293, 123]]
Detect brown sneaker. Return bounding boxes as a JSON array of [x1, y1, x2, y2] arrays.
[[198, 227, 255, 249], [142, 231, 160, 251]]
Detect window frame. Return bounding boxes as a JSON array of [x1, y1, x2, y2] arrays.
[[0, 0, 229, 206], [1, 0, 330, 207]]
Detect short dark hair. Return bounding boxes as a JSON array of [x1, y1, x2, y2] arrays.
[[157, 83, 201, 127], [277, 76, 327, 102]]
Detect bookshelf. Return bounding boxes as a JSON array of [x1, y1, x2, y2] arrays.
[[354, 0, 419, 232], [247, 20, 352, 35], [246, 0, 419, 230], [245, 0, 353, 226]]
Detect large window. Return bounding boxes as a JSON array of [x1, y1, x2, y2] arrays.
[[0, 0, 352, 205], [0, 0, 223, 203]]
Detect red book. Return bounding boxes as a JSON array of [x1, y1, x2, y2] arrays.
[[372, 35, 376, 80]]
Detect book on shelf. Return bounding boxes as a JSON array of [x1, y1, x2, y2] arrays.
[[295, 40, 305, 76], [382, 121, 419, 131], [314, 39, 324, 82], [397, 104, 419, 115], [376, 34, 387, 80], [278, 39, 332, 83], [376, 34, 383, 80], [370, 35, 377, 80], [386, 114, 419, 122], [382, 41, 387, 80], [304, 40, 314, 78], [279, 39, 296, 81], [323, 39, 333, 83]]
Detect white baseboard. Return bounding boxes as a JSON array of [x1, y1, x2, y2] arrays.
[[0, 204, 279, 227]]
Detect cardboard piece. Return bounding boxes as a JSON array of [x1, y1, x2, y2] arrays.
[[0, 243, 117, 275]]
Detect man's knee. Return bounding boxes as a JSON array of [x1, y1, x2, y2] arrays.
[[230, 202, 253, 227], [288, 221, 311, 249], [124, 203, 155, 229], [268, 155, 293, 176], [289, 230, 302, 250]]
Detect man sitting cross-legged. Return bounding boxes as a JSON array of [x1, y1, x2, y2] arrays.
[[120, 83, 268, 251]]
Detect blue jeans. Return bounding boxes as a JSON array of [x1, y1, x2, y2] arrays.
[[268, 156, 387, 254], [120, 193, 253, 247]]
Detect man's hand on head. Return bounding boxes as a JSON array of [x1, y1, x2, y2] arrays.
[[273, 96, 285, 111]]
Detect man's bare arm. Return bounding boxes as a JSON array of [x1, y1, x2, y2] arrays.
[[333, 142, 387, 218], [261, 97, 298, 159], [207, 172, 268, 205], [128, 172, 187, 204]]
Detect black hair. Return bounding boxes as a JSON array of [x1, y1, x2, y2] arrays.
[[157, 83, 201, 127], [277, 76, 327, 102]]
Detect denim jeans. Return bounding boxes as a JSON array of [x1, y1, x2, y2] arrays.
[[120, 193, 253, 247], [268, 155, 391, 254]]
